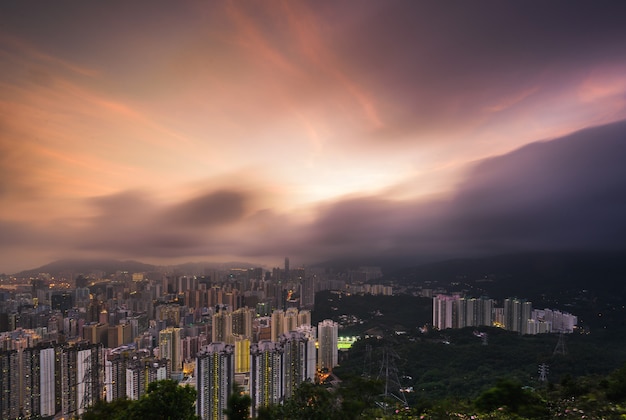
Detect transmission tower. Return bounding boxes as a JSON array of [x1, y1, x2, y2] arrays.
[[79, 352, 94, 411], [553, 331, 567, 356], [538, 363, 549, 382], [376, 347, 408, 413], [473, 330, 488, 346], [362, 343, 373, 378]]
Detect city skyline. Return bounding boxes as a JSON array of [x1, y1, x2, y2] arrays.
[[2, 1, 626, 273]]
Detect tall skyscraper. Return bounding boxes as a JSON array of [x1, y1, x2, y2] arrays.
[[503, 298, 532, 334], [21, 343, 57, 418], [234, 336, 251, 374], [300, 275, 315, 309], [297, 310, 311, 327], [0, 349, 19, 419], [270, 310, 284, 343], [159, 327, 182, 374], [104, 347, 154, 402], [126, 358, 168, 400], [212, 309, 233, 344], [281, 327, 316, 399], [317, 320, 338, 372], [433, 294, 495, 330], [40, 345, 56, 417], [196, 343, 234, 420], [231, 307, 254, 340], [432, 294, 459, 330], [250, 340, 283, 417], [521, 301, 533, 335], [283, 308, 299, 335], [284, 257, 290, 281]]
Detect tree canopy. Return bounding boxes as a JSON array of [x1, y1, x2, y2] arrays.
[[82, 379, 197, 420]]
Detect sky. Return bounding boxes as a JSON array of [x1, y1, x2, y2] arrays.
[[1, 1, 626, 274]]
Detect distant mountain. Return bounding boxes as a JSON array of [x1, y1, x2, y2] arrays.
[[14, 258, 157, 277], [13, 258, 267, 278]]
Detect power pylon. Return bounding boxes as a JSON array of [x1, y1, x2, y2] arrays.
[[376, 347, 408, 413], [553, 331, 567, 356], [538, 363, 549, 382]]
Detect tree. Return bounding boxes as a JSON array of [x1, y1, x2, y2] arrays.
[[126, 379, 198, 420], [474, 379, 547, 418], [224, 383, 251, 420], [281, 381, 339, 420], [606, 362, 626, 402], [337, 376, 384, 418], [82, 398, 133, 420]]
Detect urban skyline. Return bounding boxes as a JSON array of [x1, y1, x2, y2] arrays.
[[2, 1, 626, 274]]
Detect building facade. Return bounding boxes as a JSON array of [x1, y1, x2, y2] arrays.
[[196, 342, 234, 420], [250, 340, 283, 416], [317, 320, 338, 373]]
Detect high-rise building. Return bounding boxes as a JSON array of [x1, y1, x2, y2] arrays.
[[234, 337, 250, 374], [108, 323, 133, 348], [297, 310, 311, 327], [182, 336, 202, 362], [432, 294, 460, 330], [284, 308, 299, 334], [317, 320, 338, 372], [250, 340, 283, 417], [212, 309, 232, 344], [159, 327, 182, 374], [284, 257, 290, 281], [196, 342, 234, 420], [41, 345, 57, 417], [256, 302, 271, 317], [270, 310, 284, 343], [126, 358, 168, 400], [521, 301, 533, 335], [532, 309, 578, 333], [22, 343, 56, 418], [281, 327, 316, 399], [0, 349, 19, 419], [104, 347, 145, 402], [503, 298, 532, 334], [433, 295, 495, 330], [231, 307, 254, 340], [300, 275, 315, 309]]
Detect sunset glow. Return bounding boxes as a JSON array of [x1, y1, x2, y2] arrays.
[[2, 1, 626, 272]]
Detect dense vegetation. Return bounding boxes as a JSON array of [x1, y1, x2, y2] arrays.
[[84, 367, 626, 419], [386, 252, 626, 331], [336, 327, 626, 401], [312, 291, 432, 335], [311, 285, 626, 418], [83, 379, 198, 420]]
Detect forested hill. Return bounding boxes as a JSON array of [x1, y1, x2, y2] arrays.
[[386, 252, 626, 298]]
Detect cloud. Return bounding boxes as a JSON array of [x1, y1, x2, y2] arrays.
[[284, 119, 626, 264], [2, 119, 626, 272], [2, 2, 626, 272], [164, 190, 248, 227]]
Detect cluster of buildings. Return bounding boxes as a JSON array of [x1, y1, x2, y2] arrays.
[[0, 260, 365, 419], [432, 294, 578, 334]]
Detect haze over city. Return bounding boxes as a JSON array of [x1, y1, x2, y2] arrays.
[[2, 1, 626, 274]]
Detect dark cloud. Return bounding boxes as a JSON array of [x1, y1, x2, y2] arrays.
[[281, 120, 626, 264], [0, 119, 621, 271], [67, 188, 252, 259], [23, 120, 626, 266], [4, 121, 625, 271], [332, 1, 626, 141], [164, 190, 248, 227], [446, 120, 626, 252]]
